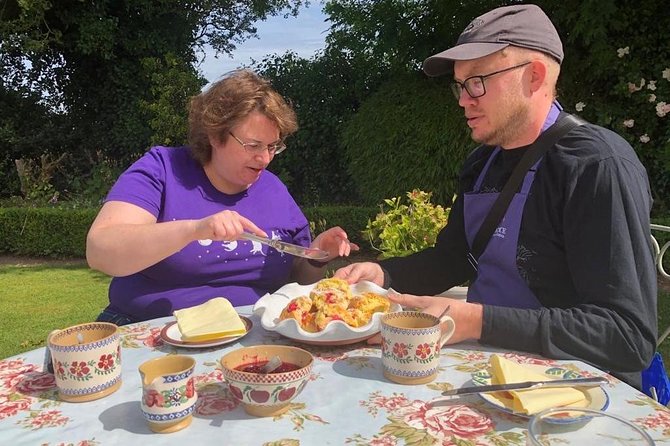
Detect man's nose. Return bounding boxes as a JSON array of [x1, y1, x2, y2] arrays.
[[458, 88, 476, 107]]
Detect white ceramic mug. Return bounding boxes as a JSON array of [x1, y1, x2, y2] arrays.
[[139, 355, 197, 434], [381, 311, 455, 385], [47, 322, 122, 402]]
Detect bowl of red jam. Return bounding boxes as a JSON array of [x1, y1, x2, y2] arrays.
[[235, 360, 301, 374], [220, 345, 313, 417]]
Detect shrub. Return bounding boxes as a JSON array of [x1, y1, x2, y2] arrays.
[[303, 206, 378, 248], [342, 73, 472, 207], [364, 189, 448, 259]]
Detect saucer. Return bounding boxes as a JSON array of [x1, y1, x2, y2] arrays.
[[160, 316, 252, 348]]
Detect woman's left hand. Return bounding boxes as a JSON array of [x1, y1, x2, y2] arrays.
[[312, 226, 359, 260]]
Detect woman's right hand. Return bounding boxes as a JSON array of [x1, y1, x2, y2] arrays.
[[333, 262, 385, 287], [192, 210, 266, 241]]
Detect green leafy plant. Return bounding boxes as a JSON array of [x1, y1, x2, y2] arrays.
[[364, 189, 448, 259], [13, 153, 66, 204]]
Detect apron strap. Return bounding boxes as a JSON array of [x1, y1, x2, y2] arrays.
[[468, 113, 586, 270]]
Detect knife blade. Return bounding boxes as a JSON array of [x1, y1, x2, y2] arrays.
[[440, 376, 608, 396], [241, 233, 329, 260]]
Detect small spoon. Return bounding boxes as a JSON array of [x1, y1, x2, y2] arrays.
[[261, 356, 282, 374], [437, 305, 451, 320]]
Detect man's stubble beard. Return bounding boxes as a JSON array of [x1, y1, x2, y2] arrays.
[[471, 93, 530, 148]]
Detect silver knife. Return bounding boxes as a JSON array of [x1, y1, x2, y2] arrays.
[[441, 376, 608, 396], [241, 233, 329, 260]]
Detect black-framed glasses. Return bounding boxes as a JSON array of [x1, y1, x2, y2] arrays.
[[451, 61, 532, 99], [229, 132, 287, 155]]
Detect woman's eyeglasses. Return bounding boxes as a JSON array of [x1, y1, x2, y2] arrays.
[[228, 132, 287, 155]]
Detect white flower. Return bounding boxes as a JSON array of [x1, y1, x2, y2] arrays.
[[640, 134, 650, 143], [575, 102, 586, 112], [623, 119, 635, 128], [657, 102, 670, 118], [617, 47, 630, 58], [647, 80, 657, 91], [649, 94, 657, 102], [663, 68, 670, 81]]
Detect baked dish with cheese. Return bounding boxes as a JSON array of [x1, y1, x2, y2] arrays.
[[278, 278, 392, 332]]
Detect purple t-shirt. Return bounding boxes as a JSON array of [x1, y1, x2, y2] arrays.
[[104, 146, 311, 320]]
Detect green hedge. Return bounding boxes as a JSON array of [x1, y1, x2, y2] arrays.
[[303, 205, 378, 247], [0, 206, 378, 258], [342, 73, 473, 207], [0, 207, 97, 258], [1, 206, 666, 259]]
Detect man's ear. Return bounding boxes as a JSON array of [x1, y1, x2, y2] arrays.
[[528, 60, 547, 93]]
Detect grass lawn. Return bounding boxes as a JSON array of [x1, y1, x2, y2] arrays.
[[0, 262, 110, 359], [1, 260, 669, 377]]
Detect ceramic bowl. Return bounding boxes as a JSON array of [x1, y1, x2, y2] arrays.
[[220, 345, 313, 417]]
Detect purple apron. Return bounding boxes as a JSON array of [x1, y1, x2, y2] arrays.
[[464, 103, 561, 309]]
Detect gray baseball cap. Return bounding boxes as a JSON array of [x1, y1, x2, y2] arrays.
[[423, 4, 563, 77]]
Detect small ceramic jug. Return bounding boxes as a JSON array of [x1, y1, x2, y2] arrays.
[[138, 355, 197, 434], [381, 311, 455, 385], [47, 322, 122, 402]]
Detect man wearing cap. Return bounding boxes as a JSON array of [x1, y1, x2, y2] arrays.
[[335, 4, 657, 389]]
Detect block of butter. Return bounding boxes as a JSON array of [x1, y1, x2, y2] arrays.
[[488, 354, 587, 415], [174, 297, 247, 342]]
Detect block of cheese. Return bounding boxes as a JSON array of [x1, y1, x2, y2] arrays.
[[487, 354, 587, 415], [174, 297, 247, 342]]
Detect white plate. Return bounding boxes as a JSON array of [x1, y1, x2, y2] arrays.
[[253, 281, 401, 345], [160, 316, 252, 349], [471, 364, 610, 423]]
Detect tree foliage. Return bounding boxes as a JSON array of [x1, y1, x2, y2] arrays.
[[0, 0, 304, 198], [324, 0, 500, 76], [254, 48, 366, 205], [255, 0, 486, 206], [2, 0, 668, 213]]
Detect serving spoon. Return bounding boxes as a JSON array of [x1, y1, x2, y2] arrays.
[[261, 355, 282, 374]]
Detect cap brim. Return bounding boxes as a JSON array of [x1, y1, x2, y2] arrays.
[[422, 42, 510, 77]]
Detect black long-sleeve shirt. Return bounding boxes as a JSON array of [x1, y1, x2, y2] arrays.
[[380, 123, 657, 388]]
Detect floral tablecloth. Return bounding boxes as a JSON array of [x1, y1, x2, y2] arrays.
[[1, 306, 669, 445]]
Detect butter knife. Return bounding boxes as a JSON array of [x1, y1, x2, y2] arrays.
[[440, 376, 608, 396], [241, 233, 329, 260]]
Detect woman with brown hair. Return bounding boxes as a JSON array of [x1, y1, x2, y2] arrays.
[[86, 70, 356, 324]]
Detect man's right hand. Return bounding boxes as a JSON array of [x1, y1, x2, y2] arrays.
[[333, 262, 384, 286]]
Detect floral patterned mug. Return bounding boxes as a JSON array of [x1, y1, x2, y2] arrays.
[[381, 311, 455, 384], [47, 322, 122, 402], [138, 355, 197, 434]]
